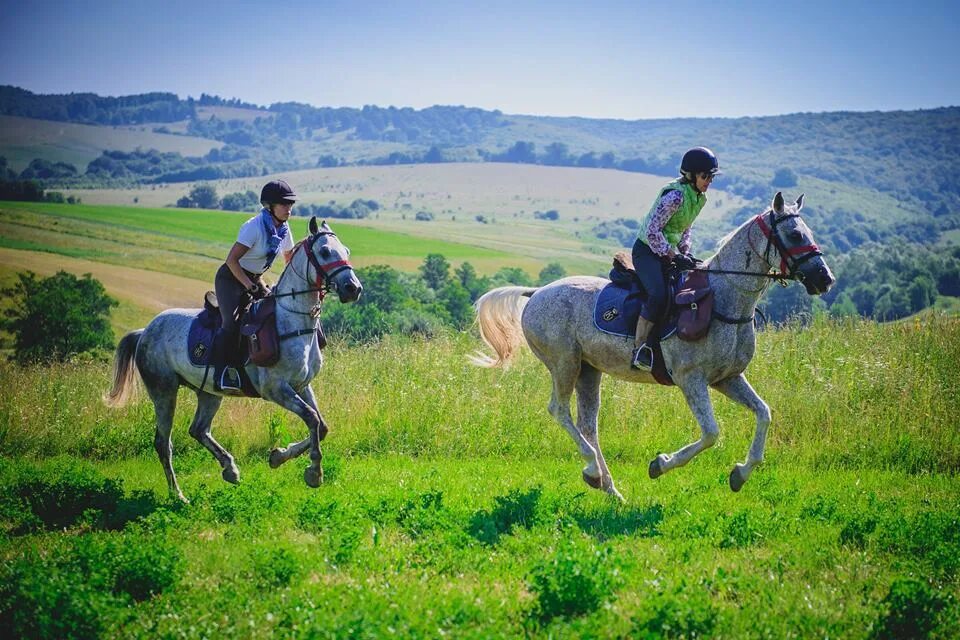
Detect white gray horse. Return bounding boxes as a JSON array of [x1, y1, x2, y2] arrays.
[[105, 217, 362, 502], [473, 193, 834, 499]]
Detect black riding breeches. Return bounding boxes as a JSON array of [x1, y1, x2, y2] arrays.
[[632, 238, 669, 322]]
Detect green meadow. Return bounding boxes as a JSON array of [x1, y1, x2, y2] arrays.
[[1, 317, 959, 638], [1, 198, 959, 638]]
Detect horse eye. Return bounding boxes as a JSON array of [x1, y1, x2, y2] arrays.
[[319, 246, 332, 259], [788, 230, 803, 242]]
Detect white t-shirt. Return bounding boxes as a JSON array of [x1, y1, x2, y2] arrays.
[[236, 213, 295, 274]]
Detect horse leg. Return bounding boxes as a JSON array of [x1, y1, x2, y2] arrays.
[[148, 387, 187, 503], [575, 362, 624, 502], [269, 437, 311, 468], [712, 374, 771, 492], [649, 374, 719, 478], [539, 353, 602, 488], [187, 391, 238, 484], [267, 383, 321, 468], [264, 382, 328, 488]]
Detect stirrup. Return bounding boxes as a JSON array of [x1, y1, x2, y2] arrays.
[[631, 344, 653, 371], [219, 367, 243, 393]]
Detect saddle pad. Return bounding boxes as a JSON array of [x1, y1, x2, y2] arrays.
[[593, 281, 678, 340], [187, 308, 219, 366]]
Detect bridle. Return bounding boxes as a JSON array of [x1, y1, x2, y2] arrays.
[[694, 209, 822, 287], [752, 210, 822, 283], [271, 231, 353, 316]]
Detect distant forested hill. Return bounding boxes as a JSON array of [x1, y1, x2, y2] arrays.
[[2, 86, 960, 323], [2, 85, 958, 253]]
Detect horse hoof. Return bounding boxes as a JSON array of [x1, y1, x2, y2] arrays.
[[729, 465, 747, 492], [581, 470, 603, 489], [648, 455, 665, 480], [222, 466, 240, 485], [269, 448, 284, 469], [304, 466, 323, 488]]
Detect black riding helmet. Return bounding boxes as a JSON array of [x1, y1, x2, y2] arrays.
[[260, 179, 298, 206], [680, 147, 721, 177]]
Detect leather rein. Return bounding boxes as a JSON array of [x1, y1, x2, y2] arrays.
[[689, 210, 822, 286], [270, 231, 353, 316]]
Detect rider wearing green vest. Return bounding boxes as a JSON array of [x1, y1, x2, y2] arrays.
[[631, 147, 720, 370]]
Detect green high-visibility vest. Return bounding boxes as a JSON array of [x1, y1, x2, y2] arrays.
[[637, 180, 706, 250]]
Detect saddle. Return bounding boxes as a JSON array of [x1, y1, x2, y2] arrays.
[[188, 291, 328, 387], [594, 252, 715, 385]]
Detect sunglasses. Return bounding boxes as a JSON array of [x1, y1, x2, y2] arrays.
[[698, 172, 716, 182]]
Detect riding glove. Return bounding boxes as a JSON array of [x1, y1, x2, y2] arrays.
[[672, 254, 698, 271]]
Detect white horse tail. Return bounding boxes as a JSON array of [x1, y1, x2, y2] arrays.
[[470, 286, 538, 368], [103, 329, 143, 408]]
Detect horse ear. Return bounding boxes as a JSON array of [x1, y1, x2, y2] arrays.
[[795, 194, 804, 211], [309, 216, 319, 235], [772, 192, 785, 214], [321, 219, 331, 232]]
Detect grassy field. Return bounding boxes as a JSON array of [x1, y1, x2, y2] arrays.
[[61, 163, 752, 265], [0, 115, 223, 173], [0, 319, 958, 638]]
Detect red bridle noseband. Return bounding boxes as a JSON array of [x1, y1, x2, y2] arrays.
[[753, 211, 822, 280], [303, 233, 353, 300]]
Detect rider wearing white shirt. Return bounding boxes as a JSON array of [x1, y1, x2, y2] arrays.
[[213, 179, 297, 392]]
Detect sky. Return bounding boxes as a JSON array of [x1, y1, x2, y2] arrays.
[[1, 0, 959, 120]]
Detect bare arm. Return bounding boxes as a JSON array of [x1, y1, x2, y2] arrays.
[[225, 242, 257, 291]]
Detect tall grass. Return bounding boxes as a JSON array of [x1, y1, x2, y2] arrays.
[[1, 316, 958, 638], [2, 316, 958, 474]]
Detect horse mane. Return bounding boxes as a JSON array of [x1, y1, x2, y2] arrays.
[[714, 209, 768, 252]]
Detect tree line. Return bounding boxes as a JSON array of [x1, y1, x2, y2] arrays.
[[0, 257, 567, 362]]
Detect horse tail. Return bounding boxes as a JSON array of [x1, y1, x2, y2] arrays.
[[470, 286, 538, 368], [103, 329, 143, 408]]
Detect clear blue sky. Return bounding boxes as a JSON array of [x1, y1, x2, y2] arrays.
[[2, 0, 958, 120]]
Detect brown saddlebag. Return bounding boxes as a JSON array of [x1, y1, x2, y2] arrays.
[[241, 297, 280, 367], [675, 286, 714, 342]]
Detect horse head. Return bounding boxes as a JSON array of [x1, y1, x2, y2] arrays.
[[305, 216, 363, 303], [759, 192, 835, 295]]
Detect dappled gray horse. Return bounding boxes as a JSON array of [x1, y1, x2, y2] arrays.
[[473, 193, 834, 499], [105, 218, 362, 502]]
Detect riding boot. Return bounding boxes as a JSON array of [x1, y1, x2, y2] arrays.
[[631, 317, 655, 370], [212, 329, 242, 394]]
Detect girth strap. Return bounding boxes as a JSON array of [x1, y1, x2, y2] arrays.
[[279, 327, 317, 341], [713, 310, 755, 325]]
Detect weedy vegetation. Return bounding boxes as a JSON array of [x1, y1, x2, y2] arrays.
[[0, 317, 959, 638]]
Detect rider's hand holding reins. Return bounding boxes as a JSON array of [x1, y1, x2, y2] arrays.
[[247, 282, 270, 300], [672, 254, 698, 271]]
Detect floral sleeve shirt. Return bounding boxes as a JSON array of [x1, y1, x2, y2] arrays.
[[644, 189, 692, 256]]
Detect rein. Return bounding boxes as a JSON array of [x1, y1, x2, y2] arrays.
[[270, 231, 352, 316], [688, 210, 821, 286]]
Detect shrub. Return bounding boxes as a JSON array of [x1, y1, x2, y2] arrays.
[[0, 458, 123, 531], [205, 481, 280, 524], [0, 271, 117, 364], [469, 487, 542, 545], [111, 536, 181, 601], [251, 544, 299, 588], [630, 584, 719, 638], [872, 577, 949, 639], [0, 553, 115, 640], [527, 536, 619, 622]]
